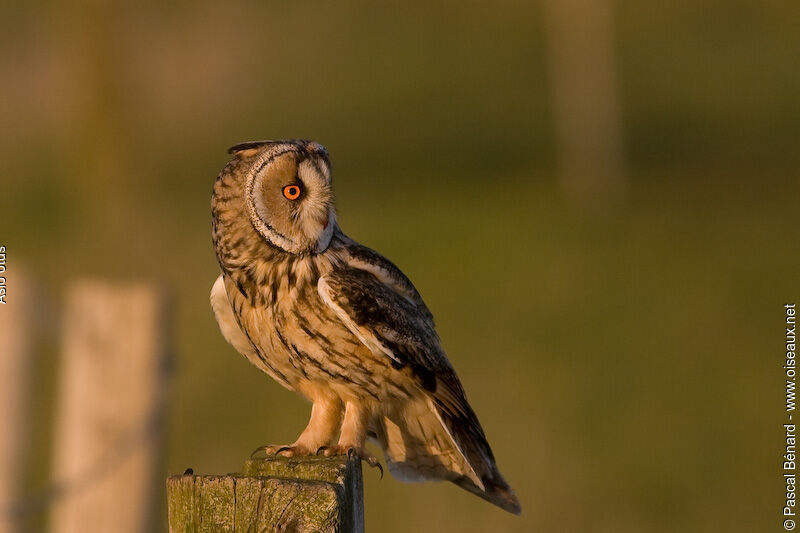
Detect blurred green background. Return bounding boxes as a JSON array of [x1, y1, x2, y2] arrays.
[[1, 1, 797, 531]]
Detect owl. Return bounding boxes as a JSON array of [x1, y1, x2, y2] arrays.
[[210, 139, 520, 514]]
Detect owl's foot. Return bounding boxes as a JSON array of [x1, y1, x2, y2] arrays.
[[250, 444, 315, 458], [316, 445, 384, 478]]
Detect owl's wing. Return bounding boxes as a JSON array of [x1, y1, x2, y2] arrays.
[[341, 243, 436, 323], [317, 255, 521, 514], [318, 264, 445, 391]]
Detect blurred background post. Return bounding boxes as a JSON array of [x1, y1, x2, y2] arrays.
[[49, 282, 170, 533], [544, 0, 626, 203], [0, 272, 34, 533]]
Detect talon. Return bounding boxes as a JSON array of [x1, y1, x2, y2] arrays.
[[251, 444, 304, 458], [250, 446, 268, 459], [275, 446, 293, 457], [316, 446, 329, 455], [364, 457, 384, 479], [360, 452, 383, 478]]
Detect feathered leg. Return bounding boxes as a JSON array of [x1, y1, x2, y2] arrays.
[[320, 400, 381, 470], [253, 396, 342, 457]]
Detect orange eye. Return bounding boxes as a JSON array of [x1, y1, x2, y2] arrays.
[[283, 184, 301, 200]]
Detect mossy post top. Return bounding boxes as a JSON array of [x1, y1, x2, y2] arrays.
[[166, 455, 364, 533]]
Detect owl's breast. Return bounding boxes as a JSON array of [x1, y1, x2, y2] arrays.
[[223, 252, 413, 401]]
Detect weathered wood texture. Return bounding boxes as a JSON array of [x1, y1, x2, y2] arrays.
[[50, 282, 171, 533], [0, 269, 34, 533], [167, 456, 364, 533]]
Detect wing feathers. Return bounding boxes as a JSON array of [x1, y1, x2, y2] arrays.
[[317, 275, 402, 365], [318, 247, 521, 514]]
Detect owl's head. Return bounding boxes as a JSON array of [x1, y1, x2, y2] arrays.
[[228, 139, 336, 255]]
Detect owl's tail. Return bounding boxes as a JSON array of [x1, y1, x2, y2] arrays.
[[372, 396, 521, 515]]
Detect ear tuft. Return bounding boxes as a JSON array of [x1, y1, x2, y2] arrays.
[[227, 140, 280, 155]]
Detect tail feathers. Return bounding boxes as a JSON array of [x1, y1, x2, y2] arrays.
[[373, 397, 521, 515], [437, 398, 522, 515], [453, 471, 522, 515]]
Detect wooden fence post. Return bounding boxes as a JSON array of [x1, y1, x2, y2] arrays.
[[49, 281, 171, 533], [167, 455, 365, 533], [0, 269, 34, 533]]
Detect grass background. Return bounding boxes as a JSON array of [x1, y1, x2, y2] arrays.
[[1, 1, 797, 531]]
